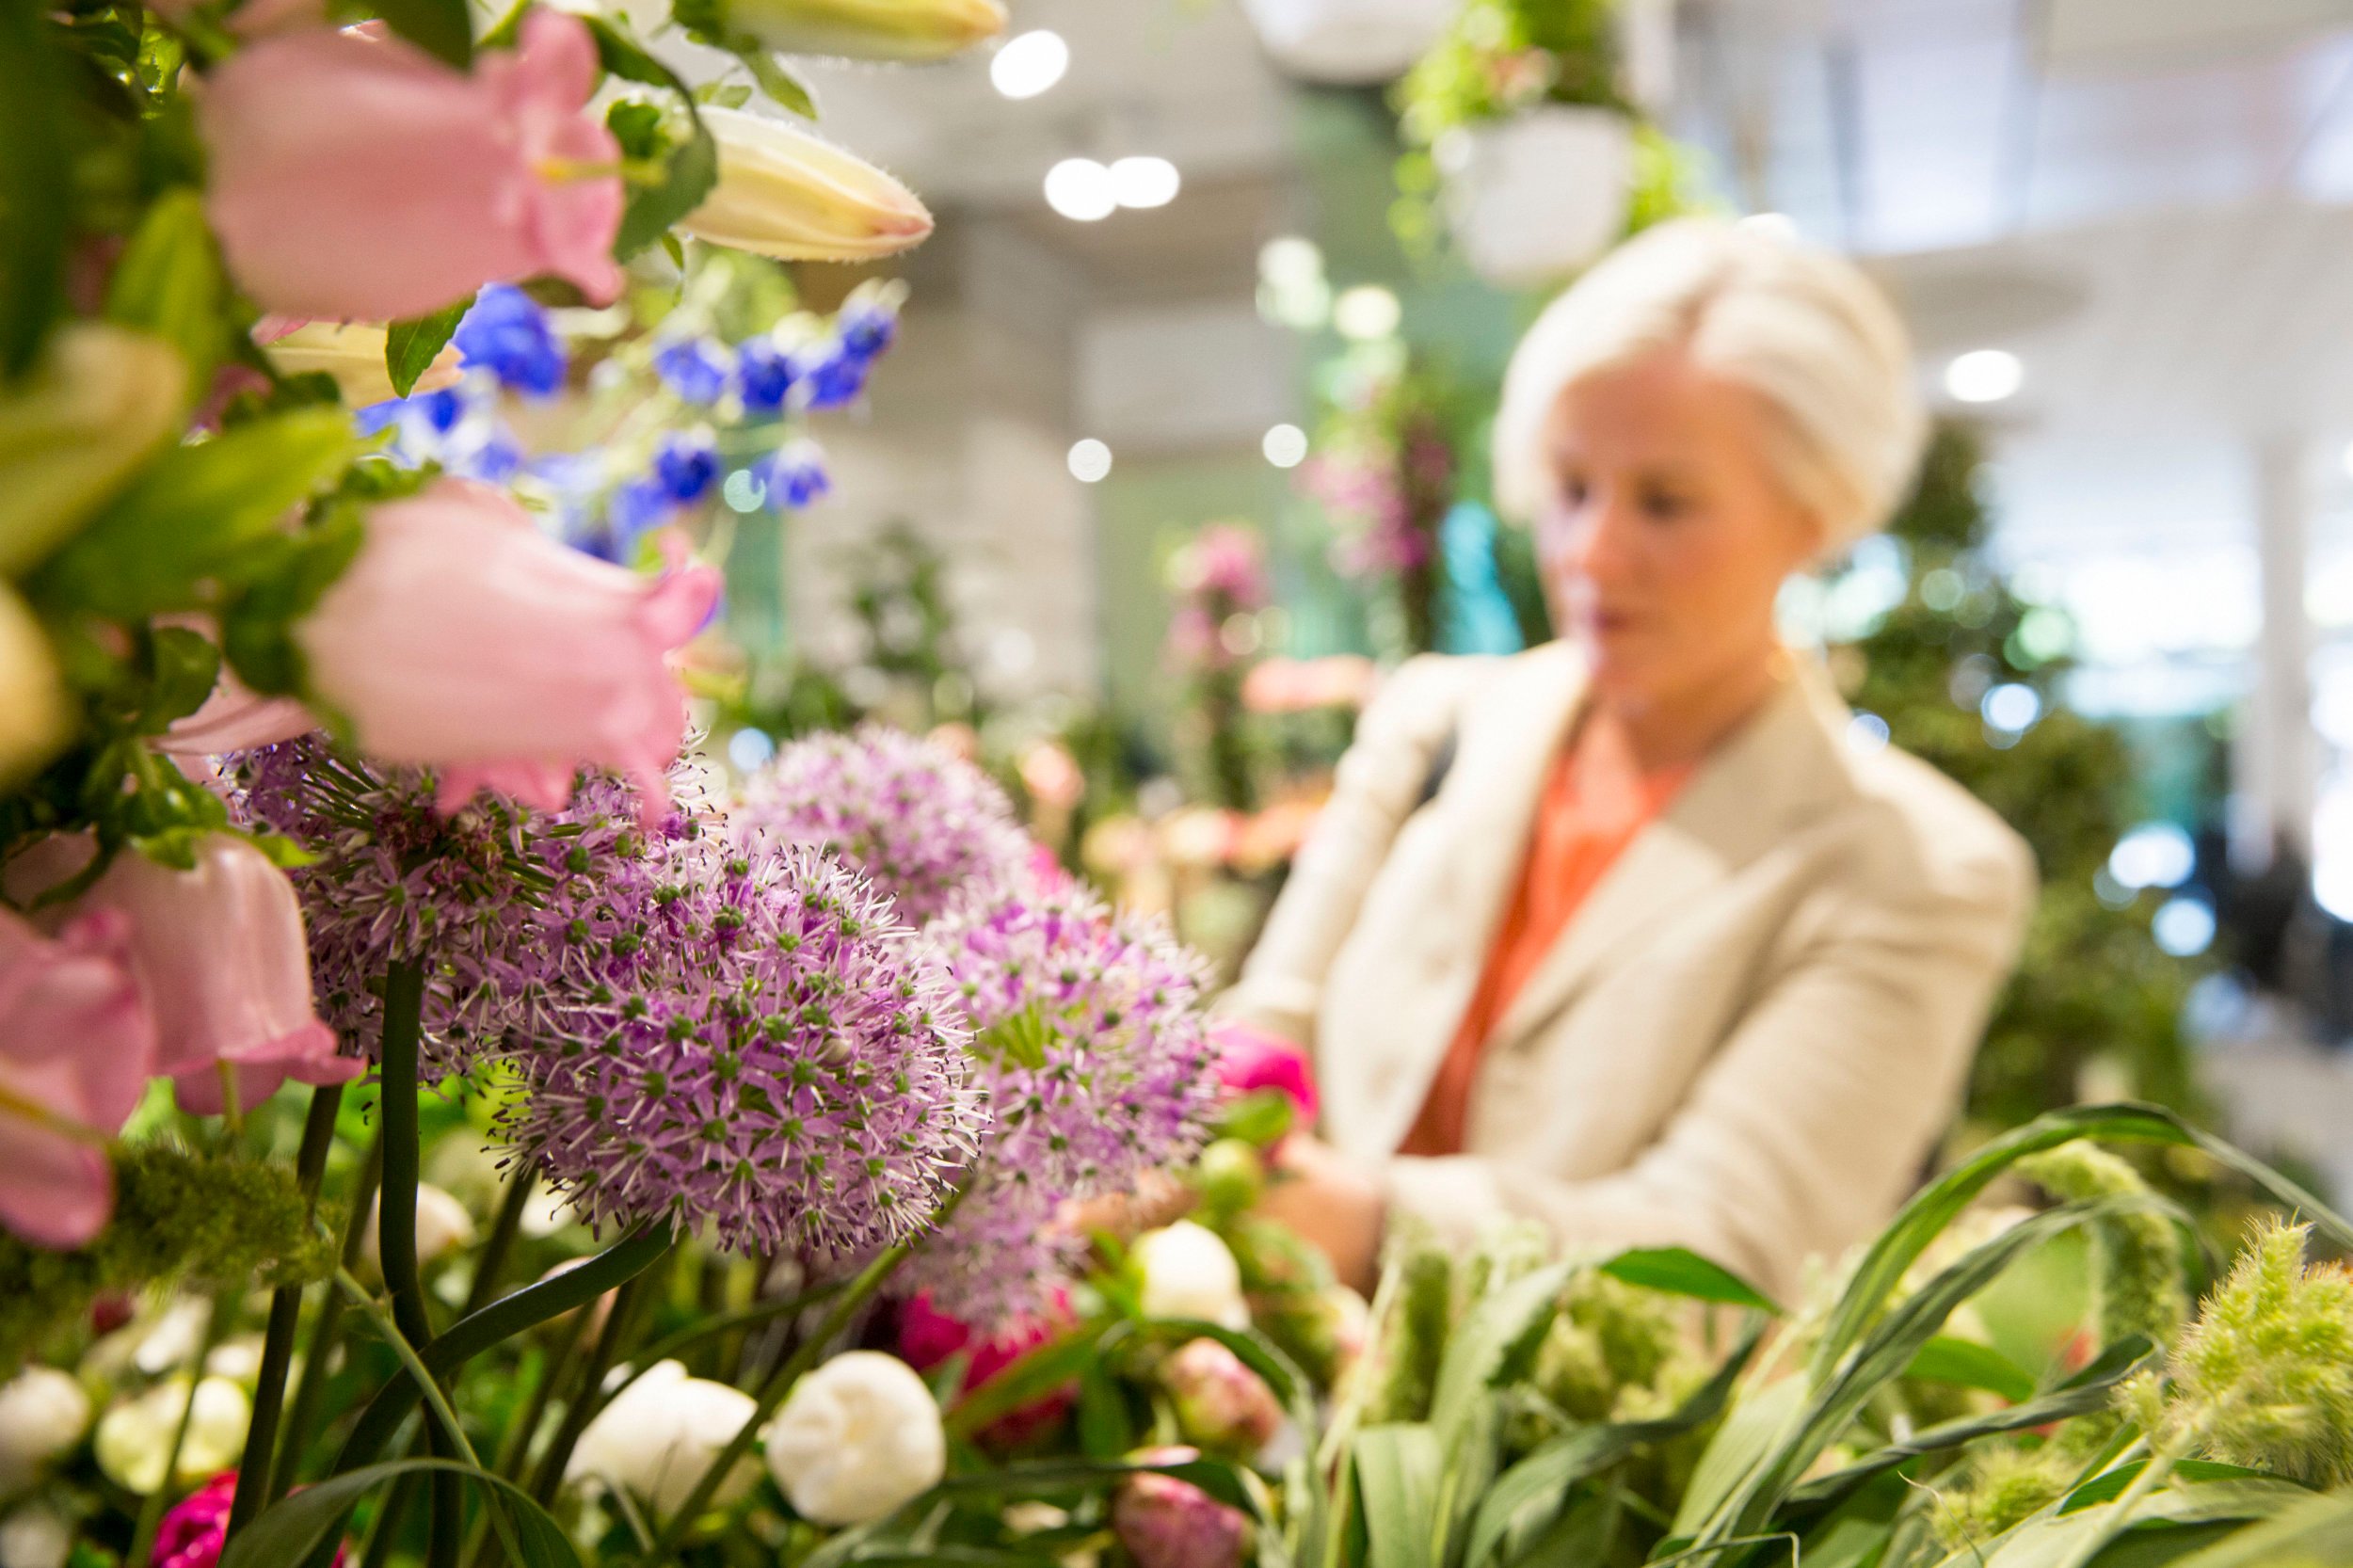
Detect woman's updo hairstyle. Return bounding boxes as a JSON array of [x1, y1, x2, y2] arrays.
[[1492, 216, 1927, 556]]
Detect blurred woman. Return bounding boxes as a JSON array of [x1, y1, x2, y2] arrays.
[[1227, 217, 2036, 1304]]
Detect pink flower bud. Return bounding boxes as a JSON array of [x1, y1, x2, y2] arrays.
[[0, 907, 157, 1249], [296, 478, 720, 822], [1112, 1448, 1250, 1568], [1162, 1337, 1282, 1456], [897, 1289, 1075, 1444], [1212, 1021, 1318, 1125], [8, 834, 355, 1118], [199, 11, 624, 322]]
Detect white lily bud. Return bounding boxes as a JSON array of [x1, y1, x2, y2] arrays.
[[0, 586, 70, 790], [364, 1183, 479, 1274], [92, 1376, 249, 1494], [568, 1360, 760, 1521], [681, 0, 1005, 61], [0, 323, 185, 578], [1132, 1221, 1249, 1331], [0, 1369, 90, 1495], [680, 108, 934, 263], [762, 1352, 944, 1527], [256, 320, 461, 408]]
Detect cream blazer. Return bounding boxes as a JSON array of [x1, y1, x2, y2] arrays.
[[1225, 641, 2037, 1304]]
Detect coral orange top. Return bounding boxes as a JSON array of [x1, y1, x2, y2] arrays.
[[1398, 715, 1693, 1157]]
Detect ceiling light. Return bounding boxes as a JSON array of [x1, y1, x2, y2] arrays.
[[1945, 348, 2023, 404], [1263, 424, 1308, 468], [1067, 439, 1112, 483], [991, 30, 1068, 100], [1257, 236, 1323, 288], [1043, 158, 1115, 222], [1333, 284, 1401, 342], [1110, 155, 1180, 210]]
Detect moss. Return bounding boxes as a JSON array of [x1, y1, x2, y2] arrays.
[[0, 1142, 337, 1375]]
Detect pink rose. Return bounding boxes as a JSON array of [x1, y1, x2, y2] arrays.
[[8, 834, 356, 1117], [898, 1288, 1074, 1444], [1112, 1448, 1250, 1568], [1212, 1021, 1318, 1127], [199, 10, 624, 321], [154, 1471, 349, 1568], [0, 906, 157, 1249]]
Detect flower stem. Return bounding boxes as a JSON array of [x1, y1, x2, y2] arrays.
[[524, 1257, 665, 1505], [269, 1131, 383, 1502], [225, 1083, 346, 1544], [128, 1293, 237, 1568], [460, 1166, 536, 1320], [636, 1231, 924, 1568]]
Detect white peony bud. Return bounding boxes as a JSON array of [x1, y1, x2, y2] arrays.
[[364, 1183, 479, 1274], [1132, 1221, 1249, 1330], [679, 108, 934, 263], [567, 1360, 760, 1521], [92, 1376, 249, 1494], [762, 1352, 945, 1527], [0, 1369, 90, 1495]]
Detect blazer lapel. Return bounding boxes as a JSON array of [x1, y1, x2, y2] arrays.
[[1325, 643, 1587, 1162], [1486, 658, 1857, 1055]]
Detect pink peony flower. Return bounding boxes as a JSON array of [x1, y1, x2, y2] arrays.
[[1161, 1337, 1282, 1457], [0, 906, 157, 1249], [1212, 1020, 1318, 1126], [897, 1289, 1075, 1444], [154, 1471, 348, 1568], [199, 10, 624, 321], [7, 834, 356, 1117], [296, 478, 719, 823], [1112, 1448, 1250, 1568]]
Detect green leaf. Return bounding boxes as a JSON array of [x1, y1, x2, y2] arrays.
[[136, 626, 223, 733], [2167, 1489, 2353, 1568], [1940, 1481, 2318, 1568], [1354, 1424, 1445, 1568], [0, 1, 70, 378], [1600, 1247, 1779, 1312], [385, 295, 472, 399], [217, 500, 367, 698], [1077, 1363, 1134, 1459], [582, 17, 723, 261], [1462, 1324, 1760, 1568], [32, 408, 358, 618], [216, 1458, 577, 1568], [1903, 1335, 2038, 1402], [370, 0, 472, 66], [935, 1454, 1257, 1515], [1217, 1088, 1297, 1148], [103, 187, 223, 397], [2060, 1461, 2296, 1514], [944, 1322, 1099, 1439], [1428, 1263, 1570, 1448]]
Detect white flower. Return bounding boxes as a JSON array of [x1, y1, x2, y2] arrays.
[[364, 1183, 479, 1273], [567, 1360, 759, 1520], [92, 1376, 249, 1494], [0, 1504, 72, 1568], [679, 108, 934, 263], [0, 1370, 89, 1496], [256, 320, 460, 407], [762, 1352, 945, 1527], [1132, 1221, 1248, 1330]]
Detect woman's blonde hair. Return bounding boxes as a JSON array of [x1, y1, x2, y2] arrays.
[[1491, 216, 1927, 553]]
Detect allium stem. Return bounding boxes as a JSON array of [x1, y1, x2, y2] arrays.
[[526, 1256, 666, 1506], [461, 1165, 537, 1319], [639, 1191, 961, 1568], [226, 1083, 347, 1544], [271, 1131, 383, 1501]]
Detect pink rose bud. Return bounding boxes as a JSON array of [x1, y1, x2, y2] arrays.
[[8, 834, 356, 1117], [1112, 1448, 1250, 1568], [297, 478, 719, 822], [897, 1289, 1075, 1444], [1162, 1338, 1282, 1457], [0, 907, 158, 1249], [199, 10, 624, 322], [1212, 1020, 1319, 1125]]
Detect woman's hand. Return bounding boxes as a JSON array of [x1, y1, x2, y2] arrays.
[[1255, 1134, 1385, 1293]]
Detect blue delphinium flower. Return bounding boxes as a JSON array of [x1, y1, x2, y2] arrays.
[[654, 338, 730, 406], [761, 439, 830, 510], [838, 291, 899, 360], [736, 339, 794, 416], [654, 430, 720, 505], [453, 283, 567, 396], [413, 386, 467, 435], [600, 475, 674, 561], [792, 339, 869, 411]]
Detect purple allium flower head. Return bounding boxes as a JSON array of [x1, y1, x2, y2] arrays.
[[733, 725, 1030, 927], [503, 840, 986, 1256], [904, 878, 1221, 1324]]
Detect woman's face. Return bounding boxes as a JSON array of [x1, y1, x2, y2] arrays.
[[1535, 348, 1823, 710]]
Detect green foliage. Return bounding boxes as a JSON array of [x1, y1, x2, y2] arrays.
[[1395, 0, 1626, 145], [1366, 1231, 1453, 1425], [0, 1144, 336, 1375], [2018, 1140, 2192, 1352], [1846, 423, 2205, 1128], [384, 294, 472, 398]]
